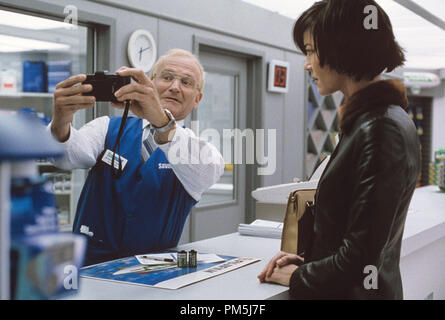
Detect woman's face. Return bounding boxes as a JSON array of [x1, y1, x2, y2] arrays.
[[303, 30, 345, 96]]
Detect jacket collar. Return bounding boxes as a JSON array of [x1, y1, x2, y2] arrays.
[[339, 79, 408, 134]]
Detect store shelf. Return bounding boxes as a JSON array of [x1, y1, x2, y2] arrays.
[[0, 92, 52, 98], [407, 96, 433, 186], [38, 162, 71, 174], [59, 224, 73, 233]]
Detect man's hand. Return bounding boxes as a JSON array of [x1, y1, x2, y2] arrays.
[[257, 251, 304, 283], [51, 74, 95, 142], [112, 67, 169, 128]]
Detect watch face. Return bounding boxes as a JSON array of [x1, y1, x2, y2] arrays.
[[128, 30, 156, 72]]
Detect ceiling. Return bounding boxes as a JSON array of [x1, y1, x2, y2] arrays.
[[242, 0, 445, 70]]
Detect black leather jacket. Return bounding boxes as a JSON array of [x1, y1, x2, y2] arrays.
[[289, 80, 421, 299]]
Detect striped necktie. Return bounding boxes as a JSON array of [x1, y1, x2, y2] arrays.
[[141, 128, 157, 162]]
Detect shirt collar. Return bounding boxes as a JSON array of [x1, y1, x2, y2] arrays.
[[142, 118, 184, 130]]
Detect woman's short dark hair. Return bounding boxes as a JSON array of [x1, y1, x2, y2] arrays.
[[293, 0, 405, 81]]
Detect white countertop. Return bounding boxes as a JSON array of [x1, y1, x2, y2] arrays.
[[401, 186, 445, 256], [66, 186, 445, 300], [68, 234, 287, 300]]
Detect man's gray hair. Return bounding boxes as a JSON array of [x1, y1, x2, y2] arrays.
[[149, 48, 205, 91]]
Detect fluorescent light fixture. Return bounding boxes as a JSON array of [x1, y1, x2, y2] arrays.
[[0, 35, 70, 52], [0, 10, 72, 30], [0, 44, 29, 53]]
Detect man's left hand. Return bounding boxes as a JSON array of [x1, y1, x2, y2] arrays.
[[111, 67, 169, 127]]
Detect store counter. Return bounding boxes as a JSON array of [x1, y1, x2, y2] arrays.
[[399, 186, 445, 300], [68, 233, 286, 300], [67, 186, 445, 300]]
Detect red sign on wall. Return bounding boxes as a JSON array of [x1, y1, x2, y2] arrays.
[[268, 60, 289, 93], [274, 65, 287, 88]]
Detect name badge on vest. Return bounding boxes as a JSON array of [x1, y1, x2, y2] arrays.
[[102, 149, 128, 170]]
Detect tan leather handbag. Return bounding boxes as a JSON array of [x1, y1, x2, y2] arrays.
[[280, 189, 316, 256]]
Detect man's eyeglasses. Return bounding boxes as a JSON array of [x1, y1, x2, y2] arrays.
[[155, 71, 199, 90]]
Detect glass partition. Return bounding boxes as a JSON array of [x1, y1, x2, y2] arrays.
[[194, 71, 237, 206], [0, 8, 93, 230]]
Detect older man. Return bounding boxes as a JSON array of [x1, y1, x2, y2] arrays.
[[50, 49, 224, 266]]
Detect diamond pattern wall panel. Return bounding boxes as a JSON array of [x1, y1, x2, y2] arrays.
[[305, 77, 343, 178]]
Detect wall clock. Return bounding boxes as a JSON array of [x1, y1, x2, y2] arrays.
[[127, 29, 157, 72]]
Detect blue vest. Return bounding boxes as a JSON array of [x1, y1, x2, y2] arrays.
[[73, 116, 196, 265]]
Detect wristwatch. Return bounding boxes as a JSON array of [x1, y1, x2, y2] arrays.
[[150, 109, 176, 133]]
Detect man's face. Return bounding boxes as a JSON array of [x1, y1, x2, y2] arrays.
[[153, 56, 203, 121]]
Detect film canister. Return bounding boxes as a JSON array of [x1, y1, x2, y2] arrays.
[[188, 250, 197, 268], [177, 250, 188, 268]]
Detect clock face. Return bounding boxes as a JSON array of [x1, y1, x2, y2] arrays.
[[127, 29, 157, 72]]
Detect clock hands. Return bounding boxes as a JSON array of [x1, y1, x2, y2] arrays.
[[138, 45, 151, 61]]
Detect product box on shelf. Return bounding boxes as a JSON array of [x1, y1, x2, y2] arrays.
[[1, 68, 18, 93], [47, 61, 71, 93], [22, 61, 47, 93]]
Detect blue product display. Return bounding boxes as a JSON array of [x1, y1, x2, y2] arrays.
[[11, 232, 86, 299], [46, 60, 71, 72], [47, 61, 71, 93], [0, 114, 67, 300], [10, 177, 58, 239], [18, 108, 51, 126], [0, 114, 64, 160], [10, 176, 86, 299], [22, 61, 47, 93], [31, 178, 59, 234], [10, 179, 35, 239], [47, 72, 70, 93], [18, 108, 37, 118]]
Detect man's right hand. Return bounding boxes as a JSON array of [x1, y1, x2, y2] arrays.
[[51, 74, 95, 142]]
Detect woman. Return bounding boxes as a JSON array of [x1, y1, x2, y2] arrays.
[[258, 0, 420, 299]]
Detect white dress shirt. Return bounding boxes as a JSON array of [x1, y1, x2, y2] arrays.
[[48, 116, 225, 201]]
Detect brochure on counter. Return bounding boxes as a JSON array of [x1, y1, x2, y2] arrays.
[[80, 252, 260, 290], [238, 219, 283, 239]]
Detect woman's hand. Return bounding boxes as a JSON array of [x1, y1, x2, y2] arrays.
[[264, 264, 299, 286], [257, 251, 304, 284]]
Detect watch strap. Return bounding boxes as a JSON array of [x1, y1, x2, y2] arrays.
[[149, 109, 176, 133]]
